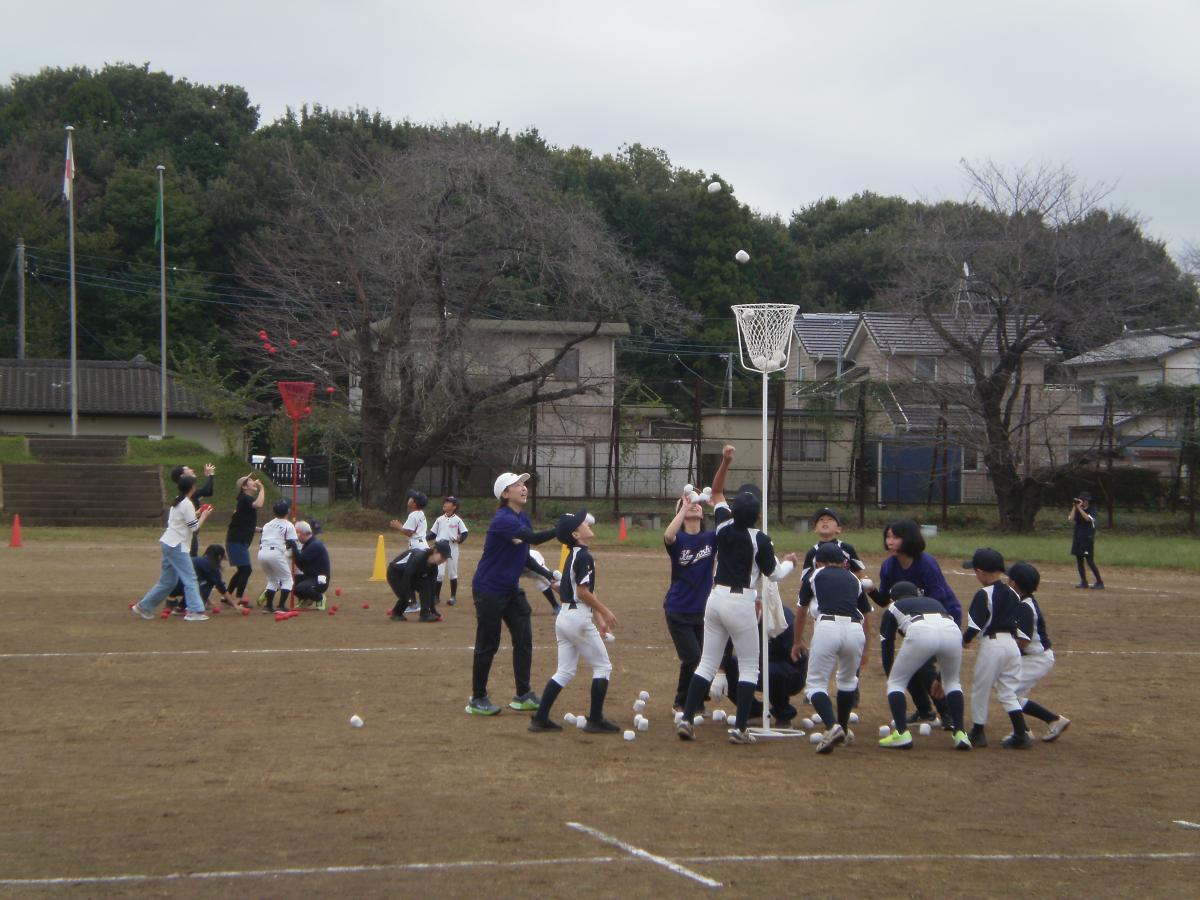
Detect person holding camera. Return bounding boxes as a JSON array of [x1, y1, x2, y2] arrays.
[[1068, 492, 1104, 590]]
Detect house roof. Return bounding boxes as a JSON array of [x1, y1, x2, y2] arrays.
[[0, 358, 208, 417], [1063, 326, 1200, 368], [854, 311, 1057, 357], [792, 313, 859, 359]]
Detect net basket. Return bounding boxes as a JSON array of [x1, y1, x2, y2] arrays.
[[731, 304, 799, 373], [278, 381, 315, 420]]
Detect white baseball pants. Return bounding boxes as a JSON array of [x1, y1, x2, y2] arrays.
[[550, 605, 612, 685], [886, 618, 964, 695], [437, 548, 459, 583], [257, 546, 293, 591], [1016, 649, 1056, 703], [805, 616, 866, 698], [694, 586, 760, 685], [970, 633, 1023, 725]]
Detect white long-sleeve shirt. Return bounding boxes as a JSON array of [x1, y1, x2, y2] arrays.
[[159, 499, 200, 550]]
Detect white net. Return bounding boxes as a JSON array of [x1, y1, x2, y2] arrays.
[[732, 304, 799, 373]]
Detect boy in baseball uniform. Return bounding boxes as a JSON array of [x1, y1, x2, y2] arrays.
[[1008, 561, 1071, 742], [257, 499, 299, 613], [390, 491, 430, 613], [429, 496, 469, 606], [962, 548, 1033, 749]]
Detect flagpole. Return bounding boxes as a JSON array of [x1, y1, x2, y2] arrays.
[[65, 125, 78, 437], [157, 164, 167, 438]]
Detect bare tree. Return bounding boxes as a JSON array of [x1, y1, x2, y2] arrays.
[[236, 127, 685, 509], [882, 160, 1196, 531]]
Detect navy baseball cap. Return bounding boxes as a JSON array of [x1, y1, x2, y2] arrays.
[[432, 539, 453, 558], [890, 581, 919, 600], [963, 547, 1006, 572], [814, 542, 845, 564], [556, 508, 594, 545], [812, 507, 843, 525], [272, 498, 291, 517], [1007, 561, 1041, 596], [407, 490, 428, 509], [443, 495, 460, 508]]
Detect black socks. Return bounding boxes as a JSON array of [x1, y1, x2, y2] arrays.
[[589, 677, 609, 722], [1022, 699, 1057, 723], [887, 691, 909, 734], [682, 673, 710, 720], [836, 690, 857, 729], [535, 679, 564, 724], [810, 691, 836, 731], [734, 681, 755, 731], [1007, 709, 1029, 735], [947, 690, 965, 732]]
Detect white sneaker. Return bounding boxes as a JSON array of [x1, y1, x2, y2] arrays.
[[183, 612, 209, 622], [1043, 716, 1071, 742], [727, 728, 757, 745], [404, 601, 420, 614], [817, 724, 845, 754], [130, 604, 154, 620]]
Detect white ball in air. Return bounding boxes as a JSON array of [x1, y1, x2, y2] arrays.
[[707, 181, 722, 193], [735, 249, 750, 264]]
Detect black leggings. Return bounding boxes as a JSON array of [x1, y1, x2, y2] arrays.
[[228, 565, 253, 598], [1076, 555, 1102, 584]]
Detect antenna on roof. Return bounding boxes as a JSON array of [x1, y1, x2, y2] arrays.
[[953, 261, 986, 318]]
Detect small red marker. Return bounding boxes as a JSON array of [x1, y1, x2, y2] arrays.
[[325, 386, 336, 395], [331, 329, 339, 337], [241, 607, 250, 616], [289, 339, 298, 348], [334, 587, 342, 597], [362, 602, 370, 610]]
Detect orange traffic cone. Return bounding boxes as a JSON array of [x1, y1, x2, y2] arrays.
[[618, 516, 627, 542], [8, 514, 23, 548]]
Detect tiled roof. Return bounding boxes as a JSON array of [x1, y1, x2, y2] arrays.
[[793, 313, 859, 358], [0, 358, 207, 417], [860, 312, 1057, 357], [1063, 327, 1200, 367]]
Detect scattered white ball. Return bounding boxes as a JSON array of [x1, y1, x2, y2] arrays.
[[811, 713, 822, 726], [879, 725, 891, 738], [707, 181, 722, 194], [751, 354, 770, 370], [809, 732, 823, 744], [349, 715, 364, 728], [693, 715, 704, 726], [801, 717, 814, 730], [735, 249, 750, 264], [636, 718, 649, 732], [633, 699, 646, 713], [712, 709, 727, 723], [575, 716, 587, 729], [623, 730, 636, 742], [849, 712, 860, 724], [639, 691, 650, 702], [564, 712, 576, 725], [674, 711, 684, 724], [604, 632, 616, 643], [919, 723, 933, 737]]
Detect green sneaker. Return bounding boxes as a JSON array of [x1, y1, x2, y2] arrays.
[[509, 691, 540, 711], [879, 729, 913, 749], [314, 596, 327, 611], [953, 730, 972, 751], [465, 696, 502, 716]]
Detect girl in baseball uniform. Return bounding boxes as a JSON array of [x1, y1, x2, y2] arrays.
[[1008, 562, 1071, 742], [257, 499, 299, 613]]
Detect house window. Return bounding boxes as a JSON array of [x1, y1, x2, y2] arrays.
[[913, 357, 937, 381], [1079, 382, 1095, 405], [535, 348, 580, 380], [964, 358, 997, 384], [961, 447, 982, 472], [782, 427, 827, 462]]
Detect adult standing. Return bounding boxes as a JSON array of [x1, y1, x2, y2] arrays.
[[1068, 492, 1104, 589], [225, 474, 265, 607], [466, 472, 557, 716], [662, 444, 733, 712], [131, 475, 213, 622], [170, 463, 215, 556]]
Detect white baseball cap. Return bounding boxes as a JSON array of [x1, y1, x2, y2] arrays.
[[493, 472, 530, 499]]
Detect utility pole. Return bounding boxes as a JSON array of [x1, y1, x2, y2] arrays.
[[15, 238, 25, 359]]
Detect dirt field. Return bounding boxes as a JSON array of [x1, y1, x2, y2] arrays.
[[3, 529, 1199, 897]]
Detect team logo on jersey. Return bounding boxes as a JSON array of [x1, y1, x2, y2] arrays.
[[677, 545, 713, 567]]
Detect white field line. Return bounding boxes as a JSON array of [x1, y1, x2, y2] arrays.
[[4, 645, 1200, 662], [5, 848, 1200, 889], [567, 821, 722, 888]]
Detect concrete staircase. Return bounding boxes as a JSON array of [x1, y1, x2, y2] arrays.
[[2, 437, 165, 527]]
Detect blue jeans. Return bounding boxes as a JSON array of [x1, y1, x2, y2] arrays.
[[137, 542, 204, 613]]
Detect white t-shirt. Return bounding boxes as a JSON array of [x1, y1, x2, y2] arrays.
[[430, 514, 468, 556], [159, 498, 199, 549], [403, 509, 428, 550], [261, 517, 299, 552]]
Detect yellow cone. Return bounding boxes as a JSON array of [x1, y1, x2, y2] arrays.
[[369, 534, 387, 581]]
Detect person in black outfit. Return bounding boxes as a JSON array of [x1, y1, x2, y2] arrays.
[[293, 520, 332, 610], [1068, 492, 1104, 589], [225, 474, 265, 607], [387, 540, 452, 622], [721, 606, 806, 727]]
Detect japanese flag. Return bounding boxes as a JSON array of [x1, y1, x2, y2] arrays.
[[63, 130, 75, 202]]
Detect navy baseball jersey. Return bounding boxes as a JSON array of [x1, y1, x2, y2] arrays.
[[560, 546, 596, 610], [802, 539, 866, 573], [713, 503, 780, 588], [1016, 596, 1052, 653], [798, 566, 870, 621], [963, 581, 1022, 643]]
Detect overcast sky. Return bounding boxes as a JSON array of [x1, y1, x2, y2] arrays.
[[5, 1, 1197, 257]]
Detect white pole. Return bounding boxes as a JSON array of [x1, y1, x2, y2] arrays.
[[66, 126, 78, 437], [760, 369, 771, 727], [157, 165, 167, 439]]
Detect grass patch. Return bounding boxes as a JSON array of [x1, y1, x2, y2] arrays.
[[0, 436, 33, 463]]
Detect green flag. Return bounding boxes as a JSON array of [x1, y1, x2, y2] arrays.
[[154, 180, 163, 247]]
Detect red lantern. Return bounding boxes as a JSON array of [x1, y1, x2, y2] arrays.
[[258, 330, 267, 340]]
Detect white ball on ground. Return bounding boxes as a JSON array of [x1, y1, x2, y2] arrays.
[[809, 732, 823, 744], [674, 711, 684, 724], [693, 715, 704, 726], [633, 699, 646, 712], [712, 709, 727, 723], [849, 712, 860, 724], [575, 716, 587, 730], [623, 730, 635, 742], [919, 723, 932, 737], [564, 712, 576, 725], [639, 690, 650, 702], [636, 718, 649, 732], [879, 725, 891, 738], [801, 717, 814, 730], [707, 181, 722, 194], [349, 715, 364, 728], [811, 713, 822, 726], [735, 249, 750, 264]]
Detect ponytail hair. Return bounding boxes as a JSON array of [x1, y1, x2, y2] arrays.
[[172, 475, 197, 508]]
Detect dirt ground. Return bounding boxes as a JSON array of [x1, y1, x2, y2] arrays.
[[2, 529, 1199, 897]]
